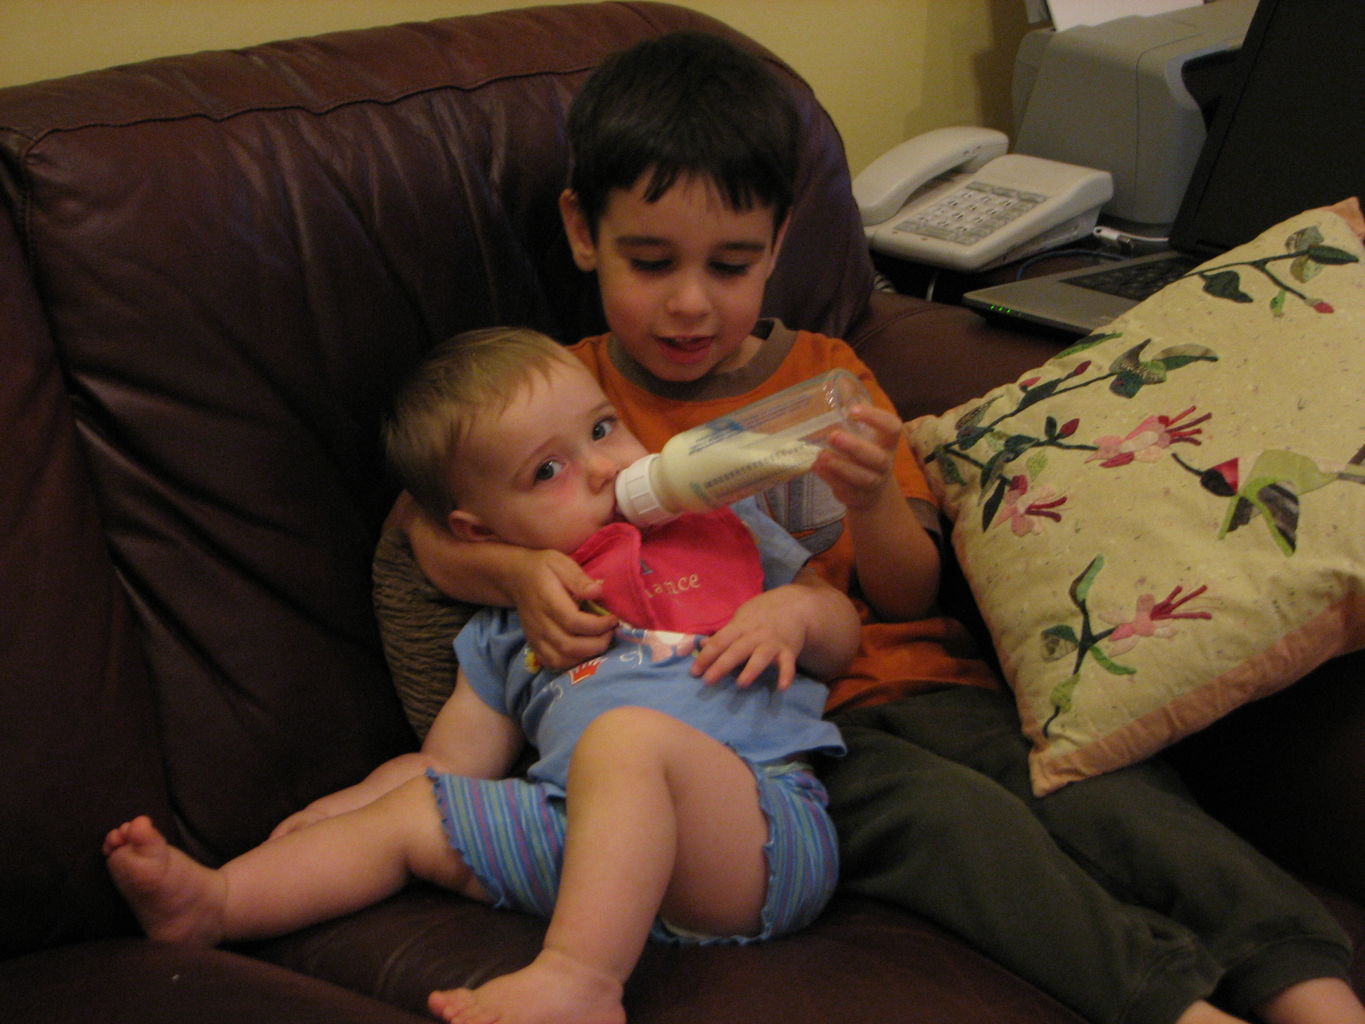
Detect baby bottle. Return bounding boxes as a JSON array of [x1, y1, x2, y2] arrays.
[[614, 369, 872, 527]]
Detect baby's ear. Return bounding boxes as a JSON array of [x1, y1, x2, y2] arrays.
[[447, 509, 497, 544]]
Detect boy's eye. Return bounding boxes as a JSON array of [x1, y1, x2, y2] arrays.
[[534, 459, 564, 483], [710, 261, 752, 278], [592, 416, 617, 441], [629, 257, 672, 274]]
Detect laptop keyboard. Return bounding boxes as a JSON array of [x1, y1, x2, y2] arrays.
[[1065, 254, 1199, 301]]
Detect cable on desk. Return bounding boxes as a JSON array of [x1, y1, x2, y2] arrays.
[[1012, 248, 1126, 280], [1092, 226, 1171, 253]]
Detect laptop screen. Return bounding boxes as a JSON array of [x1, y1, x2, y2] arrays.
[[1171, 0, 1365, 257]]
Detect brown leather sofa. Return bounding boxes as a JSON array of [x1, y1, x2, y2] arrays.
[[3, 4, 1362, 1022]]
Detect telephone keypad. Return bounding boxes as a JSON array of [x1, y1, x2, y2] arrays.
[[892, 180, 1045, 246]]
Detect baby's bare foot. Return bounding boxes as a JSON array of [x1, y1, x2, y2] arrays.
[[103, 815, 227, 946], [427, 948, 625, 1024]]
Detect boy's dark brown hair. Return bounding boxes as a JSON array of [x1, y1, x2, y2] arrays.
[[567, 30, 800, 236]]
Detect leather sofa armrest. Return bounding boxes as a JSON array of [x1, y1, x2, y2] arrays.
[[845, 290, 1064, 423], [1171, 650, 1365, 907]]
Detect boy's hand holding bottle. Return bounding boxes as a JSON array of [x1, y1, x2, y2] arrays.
[[811, 403, 906, 513]]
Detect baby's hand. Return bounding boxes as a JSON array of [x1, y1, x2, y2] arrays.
[[812, 404, 904, 512], [690, 588, 803, 690], [509, 549, 616, 671]]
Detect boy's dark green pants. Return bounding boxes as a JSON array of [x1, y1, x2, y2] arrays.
[[821, 686, 1350, 1024]]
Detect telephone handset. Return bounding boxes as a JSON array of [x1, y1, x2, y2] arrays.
[[853, 126, 1113, 272]]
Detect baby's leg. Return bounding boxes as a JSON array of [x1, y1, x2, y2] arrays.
[[429, 707, 769, 1024], [106, 776, 482, 945]]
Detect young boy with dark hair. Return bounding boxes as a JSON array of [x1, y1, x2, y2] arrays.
[[402, 30, 1365, 1024]]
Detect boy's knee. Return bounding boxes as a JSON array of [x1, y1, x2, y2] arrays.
[[829, 755, 1032, 858]]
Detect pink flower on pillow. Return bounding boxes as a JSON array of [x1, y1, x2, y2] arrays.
[[1088, 406, 1211, 468], [1101, 584, 1211, 656], [996, 475, 1067, 535]]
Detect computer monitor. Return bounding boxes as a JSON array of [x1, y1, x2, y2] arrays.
[[1170, 0, 1365, 257]]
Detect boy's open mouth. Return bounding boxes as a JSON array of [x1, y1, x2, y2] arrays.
[[659, 335, 714, 362]]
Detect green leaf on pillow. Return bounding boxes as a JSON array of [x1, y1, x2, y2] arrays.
[[1041, 624, 1078, 661], [1153, 344, 1218, 370], [1291, 254, 1323, 284], [982, 475, 1008, 532], [1088, 644, 1137, 676], [1200, 269, 1254, 303], [937, 450, 965, 485], [953, 397, 998, 436], [1046, 672, 1081, 727], [1056, 331, 1122, 360], [1027, 450, 1048, 480], [1016, 377, 1063, 409], [1069, 554, 1104, 607], [1286, 225, 1324, 248], [1305, 244, 1360, 265]]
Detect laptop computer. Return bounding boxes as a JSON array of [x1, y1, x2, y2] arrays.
[[963, 0, 1365, 336]]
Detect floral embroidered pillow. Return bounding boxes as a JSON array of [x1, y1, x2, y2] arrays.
[[907, 205, 1365, 795]]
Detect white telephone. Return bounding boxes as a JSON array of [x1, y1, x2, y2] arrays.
[[853, 126, 1113, 272]]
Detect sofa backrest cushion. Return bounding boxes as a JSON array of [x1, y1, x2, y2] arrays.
[[0, 2, 871, 951], [0, 201, 176, 955]]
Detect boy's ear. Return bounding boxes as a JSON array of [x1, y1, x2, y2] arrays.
[[447, 509, 498, 544], [559, 189, 598, 272], [766, 213, 792, 280]]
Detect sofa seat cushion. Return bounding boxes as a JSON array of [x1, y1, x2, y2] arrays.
[[250, 889, 1085, 1024]]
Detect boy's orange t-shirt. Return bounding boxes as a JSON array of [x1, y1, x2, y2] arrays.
[[569, 321, 998, 712]]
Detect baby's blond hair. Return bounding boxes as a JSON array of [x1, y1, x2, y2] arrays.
[[384, 327, 574, 522]]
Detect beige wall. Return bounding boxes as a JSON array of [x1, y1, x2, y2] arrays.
[[0, 0, 1033, 175]]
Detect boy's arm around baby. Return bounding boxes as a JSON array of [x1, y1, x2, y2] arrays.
[[399, 494, 616, 672]]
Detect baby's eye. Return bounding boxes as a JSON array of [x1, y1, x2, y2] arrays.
[[534, 459, 564, 483], [592, 416, 617, 441]]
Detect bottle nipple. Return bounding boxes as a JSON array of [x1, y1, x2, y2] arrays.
[[614, 454, 672, 527]]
